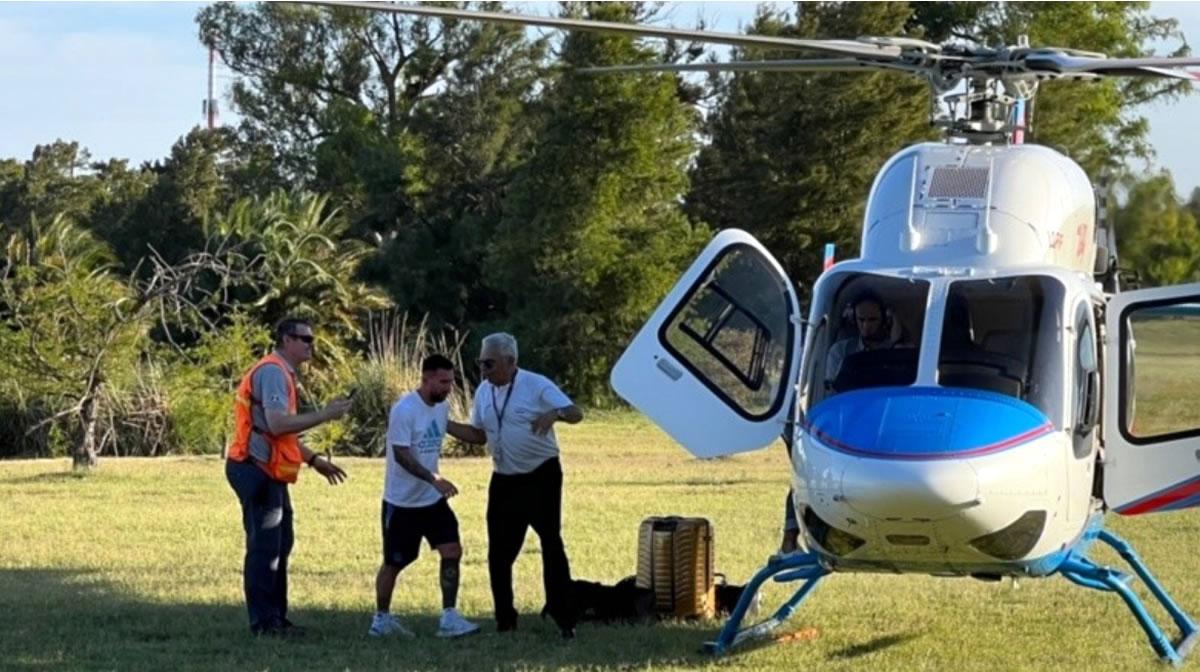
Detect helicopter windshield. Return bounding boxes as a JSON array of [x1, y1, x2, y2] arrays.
[[804, 274, 930, 405], [937, 276, 1064, 417]]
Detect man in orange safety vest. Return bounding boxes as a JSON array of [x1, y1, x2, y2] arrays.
[[226, 317, 352, 637]]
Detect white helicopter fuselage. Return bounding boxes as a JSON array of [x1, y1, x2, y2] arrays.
[[613, 138, 1200, 584], [789, 142, 1102, 576]]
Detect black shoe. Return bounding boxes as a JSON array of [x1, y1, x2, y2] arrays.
[[560, 626, 576, 640], [252, 623, 285, 638], [496, 613, 519, 633], [252, 618, 304, 639]]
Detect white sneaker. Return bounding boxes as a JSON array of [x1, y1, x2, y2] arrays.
[[368, 612, 415, 638], [437, 608, 481, 639]]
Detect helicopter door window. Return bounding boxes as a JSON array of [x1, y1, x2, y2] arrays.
[[1121, 302, 1200, 441], [660, 244, 794, 419]]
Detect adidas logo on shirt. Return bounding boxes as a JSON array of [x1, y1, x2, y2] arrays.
[[418, 420, 443, 454]]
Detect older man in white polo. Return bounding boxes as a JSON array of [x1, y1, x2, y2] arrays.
[[454, 332, 583, 638]]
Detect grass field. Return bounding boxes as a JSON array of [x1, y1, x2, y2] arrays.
[[1127, 316, 1200, 437], [1, 412, 1198, 671]]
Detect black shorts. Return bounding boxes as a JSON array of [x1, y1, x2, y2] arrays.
[[381, 498, 460, 567]]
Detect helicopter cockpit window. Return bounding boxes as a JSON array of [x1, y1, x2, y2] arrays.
[[937, 276, 1063, 416], [804, 274, 928, 404], [660, 244, 794, 419]]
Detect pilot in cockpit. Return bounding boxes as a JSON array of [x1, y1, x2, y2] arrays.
[[824, 290, 911, 390]]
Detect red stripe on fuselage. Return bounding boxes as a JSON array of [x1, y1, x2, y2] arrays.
[[805, 421, 1055, 461], [1117, 477, 1200, 515]]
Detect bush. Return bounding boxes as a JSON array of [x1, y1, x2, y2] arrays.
[[320, 312, 482, 458], [96, 362, 171, 457], [162, 317, 272, 455], [0, 396, 57, 459]]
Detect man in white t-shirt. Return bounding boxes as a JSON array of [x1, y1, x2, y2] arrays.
[[450, 332, 584, 639], [368, 354, 482, 639]]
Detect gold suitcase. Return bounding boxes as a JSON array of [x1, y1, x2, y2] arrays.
[[636, 516, 715, 618]]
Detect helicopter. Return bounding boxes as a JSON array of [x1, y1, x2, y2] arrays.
[[312, 1, 1200, 664]]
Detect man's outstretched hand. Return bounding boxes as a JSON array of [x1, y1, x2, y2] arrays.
[[312, 456, 347, 485]]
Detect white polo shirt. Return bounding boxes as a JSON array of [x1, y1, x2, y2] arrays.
[[470, 368, 573, 475]]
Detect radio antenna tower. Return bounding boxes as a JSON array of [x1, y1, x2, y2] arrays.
[[203, 47, 219, 129]]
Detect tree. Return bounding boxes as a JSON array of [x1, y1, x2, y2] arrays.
[[1114, 173, 1200, 286], [90, 128, 236, 273], [366, 15, 544, 329], [687, 2, 932, 295], [210, 191, 391, 346], [198, 1, 546, 330], [0, 208, 273, 469], [81, 158, 156, 268], [0, 141, 107, 247], [1, 217, 150, 469], [487, 2, 708, 403], [197, 1, 542, 192]]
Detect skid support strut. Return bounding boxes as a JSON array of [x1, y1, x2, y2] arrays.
[[1059, 529, 1197, 666], [703, 551, 829, 655]]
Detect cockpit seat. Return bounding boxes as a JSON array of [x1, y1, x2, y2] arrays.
[[938, 348, 1027, 399]]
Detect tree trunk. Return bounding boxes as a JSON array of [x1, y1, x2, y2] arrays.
[[73, 393, 99, 471]]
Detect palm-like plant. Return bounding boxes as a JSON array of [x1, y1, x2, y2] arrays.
[[207, 191, 391, 402], [211, 191, 390, 344]]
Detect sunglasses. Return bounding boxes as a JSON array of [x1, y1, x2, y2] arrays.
[[477, 358, 497, 369], [287, 333, 315, 344]]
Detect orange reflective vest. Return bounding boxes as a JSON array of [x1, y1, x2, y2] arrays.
[[228, 353, 304, 483]]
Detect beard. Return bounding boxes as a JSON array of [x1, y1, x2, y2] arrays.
[[429, 390, 450, 403], [863, 330, 887, 344]]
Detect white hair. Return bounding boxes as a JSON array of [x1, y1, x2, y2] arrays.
[[481, 332, 519, 363]]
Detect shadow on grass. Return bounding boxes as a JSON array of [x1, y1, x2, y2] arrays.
[[0, 568, 737, 671], [829, 633, 919, 659], [0, 471, 91, 486]]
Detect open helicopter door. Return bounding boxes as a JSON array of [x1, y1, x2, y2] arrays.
[[1104, 283, 1200, 514], [611, 229, 803, 458]]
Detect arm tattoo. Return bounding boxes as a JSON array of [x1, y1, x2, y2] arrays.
[[393, 445, 435, 483]]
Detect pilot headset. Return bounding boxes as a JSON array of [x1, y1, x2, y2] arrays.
[[847, 289, 893, 337]]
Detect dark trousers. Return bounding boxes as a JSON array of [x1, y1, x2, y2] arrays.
[[226, 459, 294, 632], [487, 457, 575, 629]]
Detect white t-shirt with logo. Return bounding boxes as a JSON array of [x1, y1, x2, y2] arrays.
[[384, 391, 450, 508], [470, 368, 573, 475]]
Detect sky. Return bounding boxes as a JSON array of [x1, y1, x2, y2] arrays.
[[2, 1, 1199, 197]]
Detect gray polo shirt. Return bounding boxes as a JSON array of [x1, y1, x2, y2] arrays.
[[248, 352, 295, 462]]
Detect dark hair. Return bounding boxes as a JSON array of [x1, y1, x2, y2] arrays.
[[274, 317, 313, 347], [422, 354, 455, 373], [851, 289, 885, 312]]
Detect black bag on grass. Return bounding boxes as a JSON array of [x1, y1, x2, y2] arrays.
[[544, 576, 656, 624]]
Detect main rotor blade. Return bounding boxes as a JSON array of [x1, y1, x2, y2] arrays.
[[302, 1, 905, 61], [1024, 53, 1200, 79], [579, 59, 919, 75]]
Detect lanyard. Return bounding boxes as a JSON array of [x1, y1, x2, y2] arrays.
[[491, 370, 517, 434]]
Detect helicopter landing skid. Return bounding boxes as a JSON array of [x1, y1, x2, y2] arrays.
[[1058, 529, 1198, 666], [702, 551, 829, 655]]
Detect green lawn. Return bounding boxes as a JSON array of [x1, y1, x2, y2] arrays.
[[1, 412, 1197, 671], [1128, 316, 1200, 437]]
